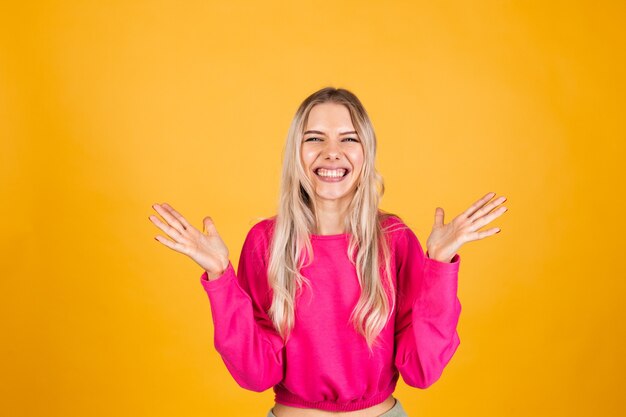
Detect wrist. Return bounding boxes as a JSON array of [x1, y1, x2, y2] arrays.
[[427, 250, 453, 263], [207, 271, 224, 280], [206, 259, 229, 281]]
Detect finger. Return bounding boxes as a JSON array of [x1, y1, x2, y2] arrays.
[[459, 192, 496, 220], [152, 203, 186, 235], [468, 195, 507, 223], [469, 205, 507, 232], [149, 213, 184, 241], [154, 234, 188, 254], [468, 226, 501, 241], [434, 207, 444, 227], [469, 196, 506, 224], [203, 216, 218, 236], [160, 203, 192, 230]]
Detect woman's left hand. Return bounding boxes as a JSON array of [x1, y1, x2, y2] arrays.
[[426, 192, 508, 263]]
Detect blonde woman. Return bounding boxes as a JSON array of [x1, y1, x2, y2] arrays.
[[148, 87, 507, 416]]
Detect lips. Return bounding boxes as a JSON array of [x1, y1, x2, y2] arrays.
[[313, 168, 350, 183], [314, 167, 350, 176]]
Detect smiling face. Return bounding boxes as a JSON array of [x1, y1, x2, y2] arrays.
[[300, 102, 365, 209]]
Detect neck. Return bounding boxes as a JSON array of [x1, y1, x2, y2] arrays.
[[314, 199, 350, 235]]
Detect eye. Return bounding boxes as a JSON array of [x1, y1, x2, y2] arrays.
[[344, 137, 359, 142], [304, 137, 321, 142]]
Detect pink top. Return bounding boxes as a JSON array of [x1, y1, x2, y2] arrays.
[[200, 215, 461, 412]]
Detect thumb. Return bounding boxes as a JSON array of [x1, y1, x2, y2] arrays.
[[434, 207, 445, 227], [202, 216, 217, 235]]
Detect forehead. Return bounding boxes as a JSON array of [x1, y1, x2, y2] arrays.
[[305, 102, 354, 130]]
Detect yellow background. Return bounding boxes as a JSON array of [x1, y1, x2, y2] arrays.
[[2, 1, 624, 416]]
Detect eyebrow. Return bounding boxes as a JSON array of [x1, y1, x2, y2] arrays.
[[303, 130, 358, 136]]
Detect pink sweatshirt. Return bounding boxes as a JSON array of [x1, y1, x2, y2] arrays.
[[199, 215, 461, 412]]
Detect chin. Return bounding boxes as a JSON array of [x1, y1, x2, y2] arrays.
[[314, 188, 357, 202]]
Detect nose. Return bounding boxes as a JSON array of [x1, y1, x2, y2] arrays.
[[323, 140, 342, 160]]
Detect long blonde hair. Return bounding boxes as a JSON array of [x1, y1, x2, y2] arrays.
[[265, 87, 403, 355]]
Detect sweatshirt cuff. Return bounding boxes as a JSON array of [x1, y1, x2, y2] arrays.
[[424, 251, 460, 274], [200, 260, 236, 292]]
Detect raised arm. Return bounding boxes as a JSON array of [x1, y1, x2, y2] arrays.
[[393, 226, 461, 388], [199, 223, 285, 392], [149, 204, 285, 391]]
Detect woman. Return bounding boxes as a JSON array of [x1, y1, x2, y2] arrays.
[[149, 87, 507, 416]]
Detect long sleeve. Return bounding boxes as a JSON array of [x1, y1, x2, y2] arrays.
[[393, 226, 461, 389], [199, 224, 285, 392]]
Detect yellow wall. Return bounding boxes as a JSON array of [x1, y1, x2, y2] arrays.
[[1, 1, 624, 416]]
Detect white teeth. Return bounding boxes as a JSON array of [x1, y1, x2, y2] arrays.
[[316, 168, 347, 178]]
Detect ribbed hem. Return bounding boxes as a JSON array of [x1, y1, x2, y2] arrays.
[[273, 381, 397, 412]]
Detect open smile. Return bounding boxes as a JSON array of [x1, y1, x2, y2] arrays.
[[314, 168, 350, 183]]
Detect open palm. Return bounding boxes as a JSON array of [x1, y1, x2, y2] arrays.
[[426, 192, 508, 263], [148, 203, 230, 279]]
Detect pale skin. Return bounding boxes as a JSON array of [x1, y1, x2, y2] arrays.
[[148, 102, 507, 417], [300, 102, 364, 235]]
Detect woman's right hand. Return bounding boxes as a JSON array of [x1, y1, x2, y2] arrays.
[[149, 203, 230, 280]]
